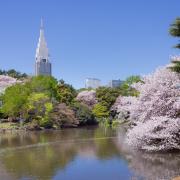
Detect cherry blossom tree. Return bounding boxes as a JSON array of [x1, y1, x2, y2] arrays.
[[129, 67, 180, 122], [0, 75, 20, 93], [126, 116, 180, 151], [113, 64, 180, 151], [127, 67, 180, 151], [76, 90, 97, 108], [111, 96, 137, 120]]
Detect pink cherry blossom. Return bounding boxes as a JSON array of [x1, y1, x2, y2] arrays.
[[76, 90, 97, 108], [0, 75, 20, 93], [114, 64, 180, 151]]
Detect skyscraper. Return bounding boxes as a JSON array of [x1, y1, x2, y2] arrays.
[[35, 19, 51, 76]]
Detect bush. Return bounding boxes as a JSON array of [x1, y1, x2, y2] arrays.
[[39, 117, 53, 129], [92, 103, 110, 119], [71, 102, 97, 125], [57, 80, 77, 105], [50, 103, 79, 128]]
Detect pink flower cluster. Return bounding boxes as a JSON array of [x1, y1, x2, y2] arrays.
[[129, 67, 180, 122], [0, 75, 19, 93], [126, 116, 180, 151], [76, 90, 97, 108], [114, 66, 180, 151]]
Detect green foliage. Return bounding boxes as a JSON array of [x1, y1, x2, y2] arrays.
[[77, 87, 93, 93], [94, 81, 140, 120], [118, 75, 142, 97], [169, 17, 180, 49], [1, 84, 30, 118], [111, 120, 121, 128], [125, 75, 142, 85], [39, 117, 53, 129], [94, 86, 119, 121], [50, 103, 79, 128], [1, 76, 56, 128], [96, 87, 120, 109], [118, 83, 139, 97], [71, 101, 96, 125], [57, 80, 77, 105], [0, 69, 28, 79], [30, 76, 58, 99], [169, 60, 180, 73], [92, 103, 110, 119], [26, 93, 50, 114], [25, 93, 53, 128]]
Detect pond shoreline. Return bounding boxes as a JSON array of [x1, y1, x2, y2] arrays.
[[0, 122, 100, 133]]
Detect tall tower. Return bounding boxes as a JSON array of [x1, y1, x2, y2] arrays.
[[35, 19, 51, 76]]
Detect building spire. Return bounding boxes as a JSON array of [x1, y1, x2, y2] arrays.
[[40, 18, 44, 29], [35, 19, 52, 76], [35, 19, 49, 62]]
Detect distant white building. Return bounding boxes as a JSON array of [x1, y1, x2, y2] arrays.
[[35, 19, 52, 76], [85, 78, 101, 89], [108, 79, 123, 88]]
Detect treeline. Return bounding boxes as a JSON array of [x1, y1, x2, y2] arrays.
[[77, 75, 141, 127], [0, 69, 28, 79], [0, 76, 97, 129], [0, 74, 141, 129]]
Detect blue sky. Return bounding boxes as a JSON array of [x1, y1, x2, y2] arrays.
[[0, 0, 179, 88]]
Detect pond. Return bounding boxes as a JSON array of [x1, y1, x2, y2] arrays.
[[0, 127, 179, 180]]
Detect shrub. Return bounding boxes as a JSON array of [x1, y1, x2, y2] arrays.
[[50, 103, 79, 128], [71, 101, 97, 125], [92, 103, 109, 119], [39, 117, 53, 129]]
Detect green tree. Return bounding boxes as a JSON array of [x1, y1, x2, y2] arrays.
[[1, 84, 30, 119], [0, 69, 28, 79], [71, 101, 96, 125], [96, 87, 120, 109], [125, 75, 142, 85], [169, 59, 180, 73], [25, 92, 53, 128], [1, 76, 57, 126], [118, 75, 141, 97], [169, 17, 180, 73], [50, 103, 79, 128], [92, 103, 109, 119], [56, 80, 77, 105], [30, 76, 58, 99], [169, 17, 180, 49]]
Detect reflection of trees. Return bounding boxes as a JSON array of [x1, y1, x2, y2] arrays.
[[125, 152, 180, 180], [0, 128, 121, 179], [0, 128, 180, 180], [1, 144, 77, 180], [115, 132, 180, 180]]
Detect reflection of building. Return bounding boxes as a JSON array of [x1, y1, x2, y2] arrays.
[[85, 78, 101, 89], [35, 19, 51, 76], [108, 79, 123, 88]]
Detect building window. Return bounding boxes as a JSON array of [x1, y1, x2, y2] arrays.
[[42, 59, 47, 63]]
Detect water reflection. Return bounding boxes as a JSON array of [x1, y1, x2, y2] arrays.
[[0, 127, 179, 180]]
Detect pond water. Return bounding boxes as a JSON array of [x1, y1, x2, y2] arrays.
[[0, 127, 179, 180]]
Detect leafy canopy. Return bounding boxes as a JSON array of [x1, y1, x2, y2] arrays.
[[169, 17, 180, 49], [56, 79, 77, 105]]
